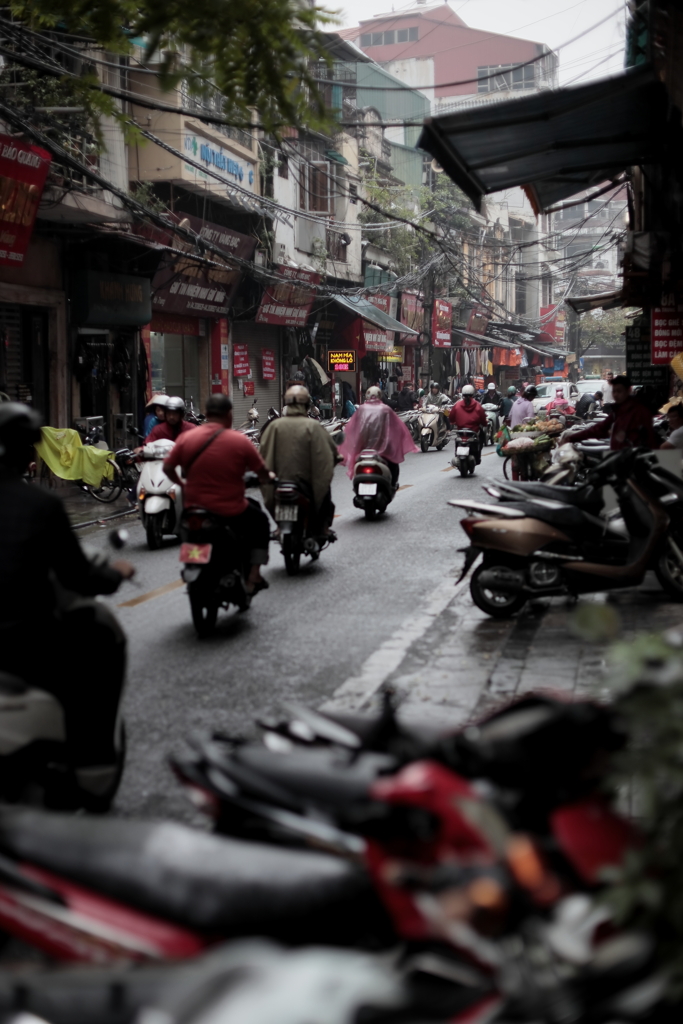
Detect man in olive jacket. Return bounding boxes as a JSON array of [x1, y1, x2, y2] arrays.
[[260, 386, 340, 537]]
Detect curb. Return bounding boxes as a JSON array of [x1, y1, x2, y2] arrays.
[[320, 574, 469, 713], [73, 507, 138, 531]]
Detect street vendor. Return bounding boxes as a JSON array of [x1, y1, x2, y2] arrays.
[[509, 387, 537, 427], [560, 375, 656, 450]]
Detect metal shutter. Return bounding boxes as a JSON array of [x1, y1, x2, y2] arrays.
[[231, 323, 281, 428], [0, 304, 22, 401]]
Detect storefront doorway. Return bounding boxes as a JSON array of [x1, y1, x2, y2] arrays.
[[150, 332, 201, 408]]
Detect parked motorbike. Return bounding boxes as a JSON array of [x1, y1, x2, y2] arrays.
[[273, 479, 336, 576], [451, 428, 480, 477], [481, 402, 499, 445], [185, 397, 206, 426], [352, 449, 395, 520], [398, 410, 421, 445], [137, 439, 181, 550], [449, 447, 675, 618], [417, 406, 451, 452]]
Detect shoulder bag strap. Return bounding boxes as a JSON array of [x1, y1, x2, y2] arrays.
[[183, 428, 224, 475]]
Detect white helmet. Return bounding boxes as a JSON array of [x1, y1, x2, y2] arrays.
[[366, 386, 382, 400], [462, 385, 475, 396]]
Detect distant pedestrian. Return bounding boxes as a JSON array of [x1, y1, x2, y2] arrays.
[[509, 387, 537, 427]]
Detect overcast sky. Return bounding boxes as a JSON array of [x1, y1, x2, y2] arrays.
[[334, 0, 627, 86]]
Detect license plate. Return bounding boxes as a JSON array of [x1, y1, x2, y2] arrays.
[[456, 446, 471, 456], [275, 504, 298, 521], [179, 542, 213, 564], [358, 482, 377, 495]]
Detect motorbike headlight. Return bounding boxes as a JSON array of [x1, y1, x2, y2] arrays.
[[138, 487, 146, 500]]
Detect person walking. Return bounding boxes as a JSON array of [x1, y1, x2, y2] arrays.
[[509, 386, 537, 427]]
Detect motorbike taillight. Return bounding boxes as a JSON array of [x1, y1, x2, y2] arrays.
[[359, 466, 376, 474], [186, 515, 208, 531], [276, 487, 298, 502], [461, 517, 478, 538]]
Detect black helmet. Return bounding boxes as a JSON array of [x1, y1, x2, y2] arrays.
[[0, 402, 42, 470]]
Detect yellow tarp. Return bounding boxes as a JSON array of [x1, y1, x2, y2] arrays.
[[36, 427, 114, 488]]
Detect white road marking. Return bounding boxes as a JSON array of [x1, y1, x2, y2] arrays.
[[320, 575, 469, 712]]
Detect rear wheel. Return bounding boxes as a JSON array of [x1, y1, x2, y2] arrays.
[[364, 506, 378, 520], [470, 563, 526, 619], [190, 589, 219, 637], [655, 539, 683, 600], [436, 438, 448, 451], [458, 459, 468, 477], [282, 533, 302, 575], [146, 514, 164, 550], [486, 422, 494, 445], [468, 459, 476, 476], [420, 437, 431, 453], [86, 460, 123, 503]]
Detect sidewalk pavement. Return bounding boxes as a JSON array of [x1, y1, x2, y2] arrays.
[[43, 480, 138, 530], [322, 567, 683, 729]]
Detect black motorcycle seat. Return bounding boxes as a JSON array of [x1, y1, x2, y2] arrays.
[[502, 482, 604, 513], [0, 809, 393, 944], [234, 747, 396, 806]]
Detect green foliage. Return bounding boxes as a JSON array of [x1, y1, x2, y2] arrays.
[[129, 180, 168, 214], [8, 0, 338, 133], [577, 307, 636, 358], [601, 629, 683, 990]]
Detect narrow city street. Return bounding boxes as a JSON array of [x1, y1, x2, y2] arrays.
[[82, 445, 683, 825], [83, 445, 503, 821]]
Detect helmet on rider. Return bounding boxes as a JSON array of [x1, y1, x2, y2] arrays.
[[165, 397, 186, 415], [487, 382, 496, 390], [461, 385, 475, 397], [284, 385, 311, 409], [366, 386, 382, 400], [507, 385, 517, 395], [0, 402, 42, 472]]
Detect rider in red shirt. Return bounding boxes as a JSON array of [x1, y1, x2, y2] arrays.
[[450, 384, 488, 463], [163, 394, 275, 593]]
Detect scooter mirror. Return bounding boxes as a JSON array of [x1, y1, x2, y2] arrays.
[[109, 528, 129, 550]]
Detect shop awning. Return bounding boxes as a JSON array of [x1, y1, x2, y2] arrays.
[[452, 327, 565, 360], [417, 66, 667, 213], [565, 290, 623, 313], [331, 294, 420, 336]]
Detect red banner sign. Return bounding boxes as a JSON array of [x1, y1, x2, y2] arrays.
[[652, 307, 683, 364], [262, 348, 276, 380], [362, 294, 395, 352], [432, 299, 452, 348], [233, 343, 251, 377], [256, 264, 320, 327], [400, 292, 422, 344], [0, 135, 51, 266], [243, 381, 255, 395]]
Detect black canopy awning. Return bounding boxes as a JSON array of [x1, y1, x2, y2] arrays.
[[418, 66, 668, 213]]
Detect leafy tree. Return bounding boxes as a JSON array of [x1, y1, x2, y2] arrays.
[[577, 307, 635, 358], [7, 0, 336, 133]]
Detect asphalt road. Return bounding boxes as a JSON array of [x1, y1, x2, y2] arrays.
[[84, 440, 505, 822]]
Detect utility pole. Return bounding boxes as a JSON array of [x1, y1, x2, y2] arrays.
[[423, 266, 434, 386]]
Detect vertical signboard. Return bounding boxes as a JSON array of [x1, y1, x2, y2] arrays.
[[261, 348, 276, 380], [399, 292, 422, 343], [0, 135, 51, 266], [652, 307, 683, 364], [432, 299, 452, 348], [626, 319, 668, 388], [233, 343, 251, 377]]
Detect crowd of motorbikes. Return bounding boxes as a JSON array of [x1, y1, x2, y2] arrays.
[[3, 381, 680, 1024]]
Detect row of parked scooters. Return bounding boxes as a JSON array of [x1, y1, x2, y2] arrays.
[[0, 681, 672, 1023]]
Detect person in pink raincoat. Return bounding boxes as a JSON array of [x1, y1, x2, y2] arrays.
[[339, 386, 418, 487]]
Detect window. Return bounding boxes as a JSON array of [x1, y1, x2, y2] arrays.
[[477, 63, 536, 93], [383, 30, 395, 44], [349, 183, 358, 205], [299, 161, 332, 213], [397, 28, 408, 42], [371, 32, 383, 45], [278, 155, 289, 179], [408, 26, 418, 40], [360, 33, 372, 45]]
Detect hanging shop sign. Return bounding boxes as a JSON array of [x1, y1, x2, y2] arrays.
[[540, 305, 566, 346], [233, 343, 251, 377], [243, 380, 255, 395], [262, 348, 276, 380], [328, 350, 356, 372], [626, 320, 669, 387], [466, 304, 489, 338], [150, 312, 203, 336], [385, 346, 404, 363], [400, 292, 422, 343], [401, 364, 414, 383], [256, 264, 320, 327], [432, 299, 452, 348], [651, 307, 683, 364], [71, 272, 152, 326], [147, 213, 256, 318], [0, 135, 51, 267], [362, 294, 396, 352]]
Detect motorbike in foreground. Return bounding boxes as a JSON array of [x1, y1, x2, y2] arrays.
[[273, 479, 335, 575], [352, 449, 396, 519]]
